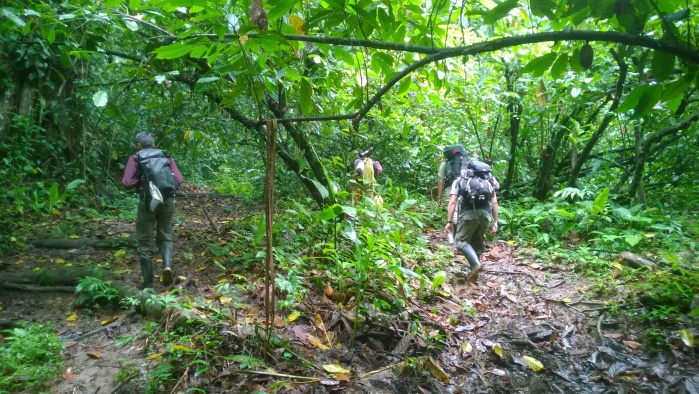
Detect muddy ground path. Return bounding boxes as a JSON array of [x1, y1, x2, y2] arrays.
[[1, 189, 697, 393]]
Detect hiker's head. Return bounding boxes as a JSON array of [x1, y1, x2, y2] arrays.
[[135, 132, 155, 150]]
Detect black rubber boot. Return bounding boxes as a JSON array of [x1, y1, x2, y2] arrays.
[[458, 244, 482, 283], [160, 244, 173, 286], [138, 257, 153, 289]]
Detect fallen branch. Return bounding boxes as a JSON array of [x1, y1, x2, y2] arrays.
[[214, 369, 321, 382], [0, 283, 75, 293], [32, 238, 136, 249], [201, 209, 219, 233], [618, 251, 655, 269]]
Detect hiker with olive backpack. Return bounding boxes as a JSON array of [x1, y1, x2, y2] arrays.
[[444, 157, 499, 283], [122, 132, 184, 289]]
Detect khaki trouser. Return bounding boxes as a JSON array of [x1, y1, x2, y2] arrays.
[[454, 208, 492, 254], [136, 196, 175, 259]]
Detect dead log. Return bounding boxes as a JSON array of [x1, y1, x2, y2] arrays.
[[618, 251, 655, 269], [32, 238, 136, 249], [1, 267, 195, 329], [0, 283, 75, 293]]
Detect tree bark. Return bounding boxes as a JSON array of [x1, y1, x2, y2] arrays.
[[501, 63, 521, 194]]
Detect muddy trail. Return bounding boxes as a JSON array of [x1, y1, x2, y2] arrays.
[[1, 189, 698, 394]]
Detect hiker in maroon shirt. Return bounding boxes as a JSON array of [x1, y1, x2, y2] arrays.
[[122, 132, 183, 288]]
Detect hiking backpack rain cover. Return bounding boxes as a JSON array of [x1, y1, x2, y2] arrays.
[[443, 144, 469, 186], [459, 160, 497, 205], [137, 149, 177, 211]]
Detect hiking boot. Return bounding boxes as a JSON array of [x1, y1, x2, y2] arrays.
[[160, 244, 173, 286], [138, 257, 153, 289], [467, 263, 482, 283], [458, 244, 482, 284]]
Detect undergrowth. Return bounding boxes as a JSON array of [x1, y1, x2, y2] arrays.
[[0, 323, 63, 393]]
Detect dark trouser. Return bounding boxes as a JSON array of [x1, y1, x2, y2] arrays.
[[136, 196, 175, 260]]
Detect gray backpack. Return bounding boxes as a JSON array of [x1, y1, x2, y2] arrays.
[[137, 149, 177, 208]]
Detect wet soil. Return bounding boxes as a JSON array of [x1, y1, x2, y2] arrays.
[[1, 189, 698, 393]]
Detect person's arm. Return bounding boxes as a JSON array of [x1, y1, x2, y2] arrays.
[[121, 155, 140, 189], [444, 193, 459, 234], [169, 157, 184, 186], [490, 192, 499, 234]]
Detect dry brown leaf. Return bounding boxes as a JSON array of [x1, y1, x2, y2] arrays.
[[87, 350, 102, 359], [505, 294, 517, 303], [334, 373, 351, 382], [486, 282, 500, 288], [274, 315, 285, 328], [536, 79, 548, 108], [325, 284, 334, 297], [604, 333, 624, 339], [62, 367, 77, 380], [623, 340, 642, 349]]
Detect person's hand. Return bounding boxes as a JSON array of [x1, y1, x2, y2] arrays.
[[444, 221, 453, 233], [437, 198, 442, 206], [490, 222, 498, 234]]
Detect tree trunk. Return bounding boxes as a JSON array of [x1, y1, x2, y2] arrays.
[[533, 144, 555, 201], [568, 54, 627, 187], [502, 63, 521, 194]]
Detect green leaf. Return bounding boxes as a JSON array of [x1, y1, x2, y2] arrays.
[[618, 85, 648, 113], [589, 0, 615, 19], [92, 91, 109, 107], [3, 9, 26, 27], [66, 179, 86, 190], [530, 0, 556, 19], [550, 53, 569, 80], [154, 43, 194, 59], [316, 204, 342, 223], [591, 187, 609, 215], [432, 271, 447, 289], [197, 76, 220, 84], [332, 47, 354, 66], [523, 355, 544, 371], [624, 234, 642, 246], [267, 0, 297, 21], [396, 77, 412, 96], [663, 7, 689, 23], [662, 77, 689, 102], [520, 52, 558, 77], [651, 51, 675, 82], [631, 85, 662, 119], [310, 179, 329, 200], [299, 78, 314, 115], [483, 0, 519, 25]]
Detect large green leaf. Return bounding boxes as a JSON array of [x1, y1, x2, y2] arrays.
[[396, 77, 412, 97], [154, 43, 194, 59], [591, 187, 609, 215], [2, 8, 26, 27], [520, 52, 558, 77], [651, 50, 675, 82], [267, 0, 297, 21], [662, 76, 690, 102], [631, 85, 663, 119], [483, 0, 519, 25], [299, 78, 314, 115], [618, 85, 649, 113], [550, 53, 569, 80]]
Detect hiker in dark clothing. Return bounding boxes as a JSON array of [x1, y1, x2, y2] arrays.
[[122, 132, 184, 288], [444, 174, 499, 283]]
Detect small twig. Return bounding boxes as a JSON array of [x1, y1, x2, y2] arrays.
[[68, 320, 123, 342], [170, 367, 189, 394], [597, 312, 607, 342], [214, 369, 321, 382], [508, 339, 538, 349], [201, 209, 220, 233]]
